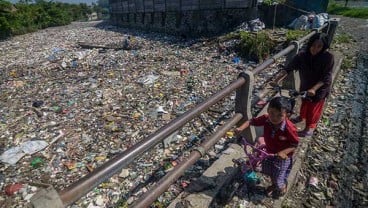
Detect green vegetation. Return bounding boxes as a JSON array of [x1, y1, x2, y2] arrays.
[[230, 29, 308, 62], [341, 54, 355, 69], [285, 30, 309, 43], [0, 0, 108, 39], [333, 33, 352, 44], [237, 31, 277, 62], [328, 2, 368, 19]]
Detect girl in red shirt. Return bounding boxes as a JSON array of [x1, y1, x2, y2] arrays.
[[235, 97, 299, 198]]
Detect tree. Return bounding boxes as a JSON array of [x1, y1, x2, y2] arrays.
[[0, 16, 11, 38], [0, 0, 95, 39]]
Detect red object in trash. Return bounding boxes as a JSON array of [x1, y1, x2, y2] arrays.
[[256, 99, 267, 107], [4, 183, 23, 196], [180, 69, 189, 76], [181, 181, 189, 188]]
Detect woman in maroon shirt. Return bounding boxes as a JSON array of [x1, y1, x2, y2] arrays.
[[279, 33, 334, 137]]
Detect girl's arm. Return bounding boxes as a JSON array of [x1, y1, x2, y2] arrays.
[[277, 147, 296, 159], [234, 120, 250, 134], [235, 115, 268, 134]]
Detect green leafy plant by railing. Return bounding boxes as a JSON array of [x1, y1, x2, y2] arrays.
[[237, 31, 277, 62], [221, 29, 310, 63], [285, 30, 309, 43]]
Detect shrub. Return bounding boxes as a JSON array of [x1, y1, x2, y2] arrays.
[[237, 31, 277, 62]]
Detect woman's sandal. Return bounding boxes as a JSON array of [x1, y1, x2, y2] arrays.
[[298, 129, 314, 137], [290, 116, 303, 124]]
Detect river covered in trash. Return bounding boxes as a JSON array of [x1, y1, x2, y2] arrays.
[[0, 21, 281, 207]]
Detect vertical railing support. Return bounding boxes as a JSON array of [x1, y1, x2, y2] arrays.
[[324, 18, 340, 47], [283, 41, 300, 91], [235, 71, 256, 142], [29, 186, 64, 208]]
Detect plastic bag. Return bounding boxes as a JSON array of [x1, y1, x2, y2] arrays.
[[0, 140, 48, 165]]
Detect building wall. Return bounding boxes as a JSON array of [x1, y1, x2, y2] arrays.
[[109, 0, 258, 37]]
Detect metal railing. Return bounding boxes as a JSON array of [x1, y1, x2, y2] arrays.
[[29, 18, 340, 208]]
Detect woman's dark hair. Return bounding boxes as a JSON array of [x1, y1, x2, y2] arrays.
[[268, 96, 293, 114], [306, 33, 330, 53]]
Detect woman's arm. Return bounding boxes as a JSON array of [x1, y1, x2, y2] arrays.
[[273, 53, 302, 84], [307, 81, 324, 96], [308, 53, 334, 96]]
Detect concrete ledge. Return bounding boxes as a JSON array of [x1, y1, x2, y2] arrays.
[[167, 144, 245, 208]]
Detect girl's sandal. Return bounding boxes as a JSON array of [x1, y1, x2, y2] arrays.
[[272, 184, 287, 199], [266, 185, 276, 197]]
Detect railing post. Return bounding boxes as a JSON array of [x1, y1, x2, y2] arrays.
[[235, 71, 256, 142], [283, 41, 300, 91], [324, 18, 340, 47], [29, 185, 64, 208]]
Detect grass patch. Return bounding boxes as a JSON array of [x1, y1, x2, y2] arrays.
[[328, 3, 368, 19], [333, 33, 352, 44], [341, 55, 355, 69]]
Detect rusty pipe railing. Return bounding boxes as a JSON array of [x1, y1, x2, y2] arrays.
[[132, 113, 243, 208], [58, 76, 246, 206]]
